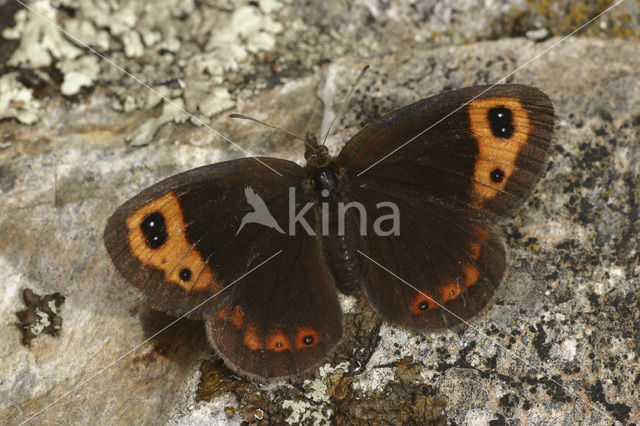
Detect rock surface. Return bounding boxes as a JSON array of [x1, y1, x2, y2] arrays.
[[0, 0, 639, 424]]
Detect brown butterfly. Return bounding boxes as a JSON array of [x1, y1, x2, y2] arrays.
[[104, 84, 554, 379]]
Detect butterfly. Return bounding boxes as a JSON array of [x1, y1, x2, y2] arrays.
[[104, 84, 554, 379]]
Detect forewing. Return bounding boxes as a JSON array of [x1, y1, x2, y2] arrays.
[[339, 84, 554, 218], [104, 158, 301, 317]]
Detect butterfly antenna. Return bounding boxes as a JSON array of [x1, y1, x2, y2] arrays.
[[229, 114, 313, 148], [321, 65, 370, 146]]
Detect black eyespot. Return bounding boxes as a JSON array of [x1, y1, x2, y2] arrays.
[[488, 107, 514, 139], [275, 342, 283, 348], [491, 168, 505, 183], [141, 212, 168, 249], [418, 301, 429, 311], [303, 335, 314, 345], [179, 268, 192, 282]]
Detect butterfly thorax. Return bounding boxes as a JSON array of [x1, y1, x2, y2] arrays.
[[311, 167, 338, 196], [303, 132, 343, 199]]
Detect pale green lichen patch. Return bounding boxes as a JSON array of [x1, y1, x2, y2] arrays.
[[2, 7, 82, 68], [121, 31, 145, 58], [58, 55, 100, 95], [1, 0, 287, 144], [126, 97, 191, 147], [63, 18, 110, 51], [15, 288, 65, 346], [182, 3, 284, 116], [0, 73, 42, 124], [282, 362, 350, 425], [32, 310, 51, 335], [84, 1, 138, 37]]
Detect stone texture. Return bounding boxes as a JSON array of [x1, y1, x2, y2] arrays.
[[0, 0, 639, 424]]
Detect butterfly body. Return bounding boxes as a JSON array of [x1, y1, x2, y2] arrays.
[[299, 138, 364, 291], [104, 84, 554, 379]]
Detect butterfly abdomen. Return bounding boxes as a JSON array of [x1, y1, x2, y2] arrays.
[[321, 201, 363, 293], [323, 234, 361, 293], [309, 165, 363, 291]]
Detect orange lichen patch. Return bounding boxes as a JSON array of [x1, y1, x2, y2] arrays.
[[468, 226, 490, 259], [468, 97, 531, 208], [461, 263, 480, 287], [266, 331, 292, 352], [439, 280, 464, 304], [295, 327, 320, 349], [410, 292, 438, 315], [243, 325, 263, 350], [125, 192, 220, 292]]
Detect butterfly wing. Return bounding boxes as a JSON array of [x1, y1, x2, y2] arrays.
[[104, 157, 343, 378], [339, 84, 554, 328], [356, 192, 507, 329], [340, 84, 554, 218], [203, 232, 343, 378]]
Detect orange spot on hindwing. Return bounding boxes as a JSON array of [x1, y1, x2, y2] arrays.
[[243, 325, 263, 350], [218, 305, 245, 330], [410, 292, 438, 315], [468, 225, 489, 259], [461, 263, 480, 287], [295, 327, 320, 349], [468, 240, 482, 260], [229, 306, 245, 329], [467, 97, 531, 207], [266, 331, 292, 352], [125, 192, 219, 292], [440, 280, 463, 304], [217, 306, 229, 321]]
